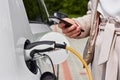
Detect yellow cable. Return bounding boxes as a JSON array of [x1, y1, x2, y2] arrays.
[[66, 46, 92, 80]]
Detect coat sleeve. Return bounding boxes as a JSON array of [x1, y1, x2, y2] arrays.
[[72, 1, 92, 38]]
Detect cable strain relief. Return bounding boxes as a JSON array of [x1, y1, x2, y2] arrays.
[[55, 43, 66, 49]]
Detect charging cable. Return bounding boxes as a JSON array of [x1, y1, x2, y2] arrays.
[[55, 43, 92, 80], [24, 40, 92, 80], [65, 46, 92, 80]]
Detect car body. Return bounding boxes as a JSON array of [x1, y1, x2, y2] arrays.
[[0, 0, 51, 80]]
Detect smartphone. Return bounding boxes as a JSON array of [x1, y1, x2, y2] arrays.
[[49, 16, 72, 28], [49, 16, 84, 32]]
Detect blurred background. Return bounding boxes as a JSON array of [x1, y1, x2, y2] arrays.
[[23, 0, 89, 19]]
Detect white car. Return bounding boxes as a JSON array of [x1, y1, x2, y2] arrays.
[[0, 0, 70, 80]]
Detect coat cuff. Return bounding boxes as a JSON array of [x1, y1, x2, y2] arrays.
[[72, 14, 91, 38]]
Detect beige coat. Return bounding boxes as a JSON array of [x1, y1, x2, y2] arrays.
[[74, 0, 120, 80]]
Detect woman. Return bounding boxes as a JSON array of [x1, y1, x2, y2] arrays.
[[58, 0, 120, 80]]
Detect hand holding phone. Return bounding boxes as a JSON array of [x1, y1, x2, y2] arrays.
[[49, 16, 84, 32]]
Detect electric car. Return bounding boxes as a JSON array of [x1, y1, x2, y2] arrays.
[[0, 0, 71, 80]]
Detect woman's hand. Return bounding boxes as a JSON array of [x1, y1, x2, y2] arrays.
[[58, 18, 82, 38]]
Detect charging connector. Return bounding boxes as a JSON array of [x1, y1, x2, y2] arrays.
[[24, 39, 92, 80]]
